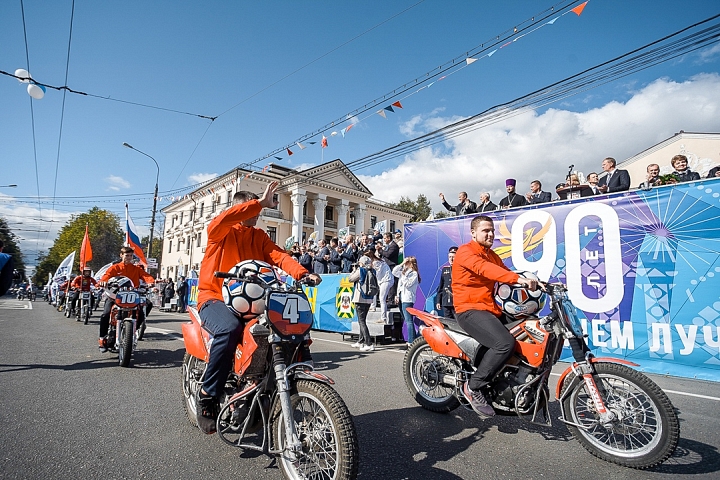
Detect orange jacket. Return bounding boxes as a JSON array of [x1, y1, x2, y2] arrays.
[[101, 262, 155, 288], [71, 275, 97, 292], [198, 200, 308, 309], [451, 240, 519, 316]]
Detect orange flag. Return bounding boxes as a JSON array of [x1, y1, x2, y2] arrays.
[[571, 1, 588, 16], [80, 224, 93, 271]]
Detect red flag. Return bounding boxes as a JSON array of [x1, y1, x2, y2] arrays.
[[287, 147, 294, 156], [392, 101, 403, 109], [80, 224, 93, 271], [571, 1, 588, 16], [321, 135, 328, 148]]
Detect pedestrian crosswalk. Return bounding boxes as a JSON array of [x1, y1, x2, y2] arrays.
[[0, 298, 33, 310]]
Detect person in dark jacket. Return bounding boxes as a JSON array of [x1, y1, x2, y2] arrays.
[[176, 276, 188, 313], [525, 180, 552, 204], [706, 165, 720, 179], [476, 193, 497, 212], [328, 239, 343, 274], [298, 244, 313, 271], [597, 157, 630, 193], [439, 191, 477, 216], [498, 179, 527, 209], [376, 233, 399, 269], [163, 279, 175, 306], [435, 246, 457, 318], [670, 154, 701, 183], [340, 234, 358, 273], [313, 239, 330, 274]]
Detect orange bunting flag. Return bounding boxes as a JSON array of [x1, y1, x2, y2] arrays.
[[261, 165, 270, 173], [321, 135, 328, 148], [571, 1, 588, 16], [80, 224, 93, 271], [392, 101, 403, 109], [286, 148, 293, 156]]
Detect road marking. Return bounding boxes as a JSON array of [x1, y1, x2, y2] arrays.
[[0, 300, 33, 310]]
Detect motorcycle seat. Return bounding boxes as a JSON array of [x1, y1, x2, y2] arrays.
[[440, 314, 524, 336]]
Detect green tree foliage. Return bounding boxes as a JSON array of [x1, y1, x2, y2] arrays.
[[33, 208, 123, 284], [388, 194, 432, 223], [141, 235, 163, 268], [0, 216, 26, 280], [434, 210, 450, 219]]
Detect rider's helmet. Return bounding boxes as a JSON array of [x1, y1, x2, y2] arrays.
[[494, 271, 546, 319], [222, 260, 279, 318], [105, 276, 135, 300], [82, 267, 92, 275]]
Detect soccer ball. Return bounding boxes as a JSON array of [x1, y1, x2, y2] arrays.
[[222, 260, 278, 318], [494, 271, 546, 319]]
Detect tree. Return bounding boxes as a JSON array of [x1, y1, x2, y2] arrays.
[[33, 208, 123, 284], [388, 194, 432, 223], [0, 217, 26, 280], [434, 210, 450, 219], [141, 235, 163, 270]]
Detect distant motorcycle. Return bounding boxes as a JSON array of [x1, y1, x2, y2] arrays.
[[75, 290, 92, 324], [404, 281, 679, 469], [16, 289, 25, 300]]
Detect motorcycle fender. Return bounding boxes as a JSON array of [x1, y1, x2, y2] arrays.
[[182, 309, 209, 363], [235, 318, 260, 374], [293, 370, 335, 385], [555, 357, 640, 399], [408, 307, 469, 361]]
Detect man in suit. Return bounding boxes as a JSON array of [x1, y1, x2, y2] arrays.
[[439, 191, 477, 216], [525, 180, 552, 204], [298, 244, 313, 271], [638, 164, 661, 189], [313, 239, 330, 274], [587, 172, 601, 195], [597, 157, 630, 193], [476, 193, 497, 212], [498, 179, 527, 209]]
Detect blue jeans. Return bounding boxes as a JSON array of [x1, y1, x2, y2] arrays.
[[198, 299, 243, 398], [400, 300, 416, 343]]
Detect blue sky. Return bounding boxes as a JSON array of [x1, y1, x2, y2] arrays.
[[2, 0, 720, 268]]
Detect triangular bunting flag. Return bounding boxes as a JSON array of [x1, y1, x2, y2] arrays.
[[308, 141, 317, 145], [296, 141, 306, 150], [547, 16, 559, 24], [341, 127, 347, 137], [286, 148, 293, 156], [275, 156, 283, 161], [384, 105, 395, 113], [377, 110, 387, 118], [392, 101, 403, 109], [571, 1, 588, 16], [321, 136, 328, 148], [466, 57, 478, 65], [488, 49, 497, 57]]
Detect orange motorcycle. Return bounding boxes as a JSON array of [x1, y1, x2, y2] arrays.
[[403, 281, 679, 469], [181, 261, 358, 480]]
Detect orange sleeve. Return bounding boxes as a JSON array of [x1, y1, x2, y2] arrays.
[[101, 264, 120, 283], [71, 277, 82, 288], [263, 236, 308, 280], [456, 247, 518, 285], [207, 200, 262, 240]]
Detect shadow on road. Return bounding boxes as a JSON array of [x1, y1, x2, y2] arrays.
[[0, 348, 185, 372], [647, 437, 720, 475]]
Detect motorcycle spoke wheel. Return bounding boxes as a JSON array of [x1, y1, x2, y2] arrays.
[[562, 363, 679, 469], [181, 353, 203, 427], [273, 380, 358, 480], [403, 338, 460, 413]]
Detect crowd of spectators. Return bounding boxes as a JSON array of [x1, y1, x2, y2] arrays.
[[438, 155, 720, 215]]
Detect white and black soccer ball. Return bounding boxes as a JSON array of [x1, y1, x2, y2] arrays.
[[494, 271, 546, 319], [222, 260, 278, 318]]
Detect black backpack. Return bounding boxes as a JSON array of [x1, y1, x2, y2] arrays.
[[359, 267, 379, 300]]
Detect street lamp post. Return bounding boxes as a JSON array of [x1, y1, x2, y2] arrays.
[[122, 143, 159, 260]]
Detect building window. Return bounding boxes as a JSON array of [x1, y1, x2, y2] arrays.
[[302, 202, 307, 216], [390, 221, 396, 233], [187, 235, 191, 250], [176, 239, 181, 252], [270, 193, 279, 210], [325, 205, 334, 221], [226, 192, 231, 208], [180, 211, 184, 225], [370, 216, 377, 228], [189, 209, 194, 222], [349, 211, 355, 225], [196, 232, 202, 247], [199, 203, 204, 217], [168, 240, 173, 253], [267, 226, 277, 243]]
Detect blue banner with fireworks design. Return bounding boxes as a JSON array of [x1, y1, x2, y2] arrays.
[[405, 179, 720, 381]]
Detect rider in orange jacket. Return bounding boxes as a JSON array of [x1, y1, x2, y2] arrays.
[[194, 181, 322, 434], [70, 267, 98, 314], [98, 246, 155, 352]]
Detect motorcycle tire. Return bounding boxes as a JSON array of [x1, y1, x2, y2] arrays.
[[403, 337, 461, 413], [271, 380, 359, 480], [118, 320, 134, 368], [64, 306, 72, 318], [181, 353, 204, 428], [560, 362, 679, 469], [83, 305, 89, 325]]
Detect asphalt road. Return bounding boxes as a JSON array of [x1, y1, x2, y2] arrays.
[[1, 296, 719, 480]]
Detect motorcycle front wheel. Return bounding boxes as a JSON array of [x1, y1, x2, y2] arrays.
[[561, 362, 679, 469], [272, 380, 358, 480], [83, 304, 90, 324], [181, 353, 204, 428], [118, 320, 134, 367], [403, 338, 461, 413]]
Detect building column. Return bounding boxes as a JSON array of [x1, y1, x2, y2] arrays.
[[336, 200, 349, 234], [290, 190, 306, 243], [354, 204, 366, 236], [312, 195, 327, 241]]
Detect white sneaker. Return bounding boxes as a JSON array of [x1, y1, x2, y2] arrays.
[[350, 342, 362, 348], [360, 344, 375, 352]]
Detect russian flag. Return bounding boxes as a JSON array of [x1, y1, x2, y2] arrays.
[[125, 203, 147, 265]]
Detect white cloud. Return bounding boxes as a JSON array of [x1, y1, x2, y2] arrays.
[[697, 44, 720, 65], [105, 175, 131, 191], [188, 172, 218, 184], [294, 163, 317, 172], [360, 74, 720, 210]]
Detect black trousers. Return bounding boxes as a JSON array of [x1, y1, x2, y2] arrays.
[[457, 310, 515, 391]]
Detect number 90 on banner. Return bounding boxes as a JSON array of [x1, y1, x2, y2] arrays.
[[267, 292, 314, 337]]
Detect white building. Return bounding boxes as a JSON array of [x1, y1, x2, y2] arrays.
[[160, 159, 412, 280]]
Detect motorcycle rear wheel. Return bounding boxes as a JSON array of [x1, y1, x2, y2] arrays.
[[118, 320, 134, 367], [83, 304, 89, 325], [272, 380, 358, 480], [403, 338, 460, 413], [181, 353, 204, 428], [561, 362, 679, 469]]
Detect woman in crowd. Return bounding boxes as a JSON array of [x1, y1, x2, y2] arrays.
[[393, 256, 421, 347], [670, 154, 701, 183], [365, 248, 394, 325], [348, 254, 375, 352]]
